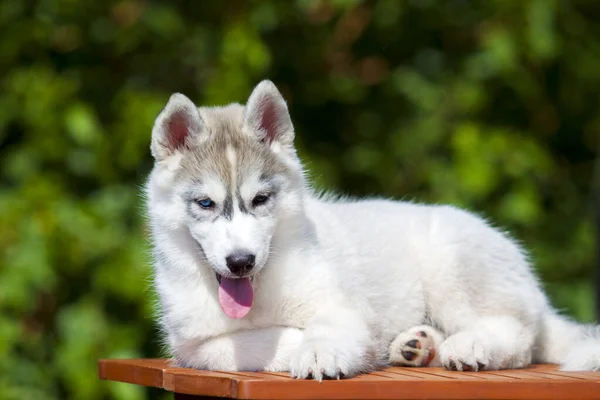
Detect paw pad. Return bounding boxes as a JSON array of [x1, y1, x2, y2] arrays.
[[390, 335, 436, 367], [401, 350, 417, 361]]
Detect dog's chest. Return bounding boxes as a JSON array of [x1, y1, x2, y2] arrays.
[[247, 288, 317, 329]]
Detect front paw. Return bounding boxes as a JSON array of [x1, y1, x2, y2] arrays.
[[290, 339, 361, 381], [439, 331, 490, 371]]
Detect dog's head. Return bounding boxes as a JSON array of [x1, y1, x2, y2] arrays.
[[146, 81, 304, 315]]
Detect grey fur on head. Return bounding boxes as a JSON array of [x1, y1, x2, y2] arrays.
[[151, 80, 296, 162]]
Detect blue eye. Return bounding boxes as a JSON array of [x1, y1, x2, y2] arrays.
[[196, 198, 215, 209]]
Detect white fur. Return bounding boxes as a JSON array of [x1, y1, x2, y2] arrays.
[[146, 80, 600, 380]]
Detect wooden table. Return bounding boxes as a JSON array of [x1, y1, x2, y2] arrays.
[[98, 359, 600, 400]]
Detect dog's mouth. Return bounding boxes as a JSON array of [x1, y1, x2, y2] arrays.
[[215, 273, 255, 284], [215, 273, 255, 319]]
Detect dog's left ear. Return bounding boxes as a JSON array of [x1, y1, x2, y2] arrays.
[[243, 80, 294, 149]]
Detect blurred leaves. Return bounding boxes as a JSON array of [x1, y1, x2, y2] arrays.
[[0, 0, 599, 398]]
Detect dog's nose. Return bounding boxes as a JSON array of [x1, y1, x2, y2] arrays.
[[225, 252, 255, 276]]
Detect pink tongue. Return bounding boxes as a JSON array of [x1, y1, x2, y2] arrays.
[[218, 277, 254, 319]]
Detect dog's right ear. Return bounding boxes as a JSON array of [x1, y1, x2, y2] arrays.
[[151, 93, 205, 161]]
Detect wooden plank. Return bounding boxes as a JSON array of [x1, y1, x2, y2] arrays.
[[237, 379, 600, 400], [384, 368, 453, 380], [98, 358, 168, 389], [483, 370, 553, 380], [98, 359, 600, 399], [163, 368, 261, 397], [258, 371, 295, 379], [368, 371, 423, 380], [164, 369, 240, 397], [405, 368, 484, 380], [526, 364, 600, 380], [447, 371, 512, 381]]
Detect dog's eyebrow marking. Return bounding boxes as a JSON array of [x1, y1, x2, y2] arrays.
[[236, 191, 249, 214], [222, 194, 233, 220]]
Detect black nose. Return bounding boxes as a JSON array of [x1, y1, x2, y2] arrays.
[[225, 252, 255, 276]]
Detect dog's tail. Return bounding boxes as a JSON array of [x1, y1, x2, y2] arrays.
[[535, 311, 600, 371]]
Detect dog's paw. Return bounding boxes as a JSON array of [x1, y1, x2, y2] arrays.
[[389, 325, 443, 367], [438, 331, 490, 372], [290, 339, 359, 381]]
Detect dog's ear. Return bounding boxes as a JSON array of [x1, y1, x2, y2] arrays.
[[151, 93, 205, 161], [243, 80, 294, 149]]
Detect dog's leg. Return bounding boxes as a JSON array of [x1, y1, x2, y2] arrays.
[[437, 316, 534, 371], [289, 306, 376, 381], [418, 205, 543, 371], [173, 326, 304, 372], [389, 325, 445, 367]]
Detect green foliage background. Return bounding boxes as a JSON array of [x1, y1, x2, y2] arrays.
[[1, 0, 599, 398]]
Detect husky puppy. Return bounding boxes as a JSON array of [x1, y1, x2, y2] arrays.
[[145, 80, 600, 380]]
